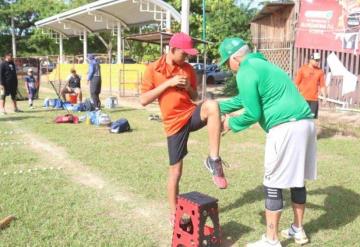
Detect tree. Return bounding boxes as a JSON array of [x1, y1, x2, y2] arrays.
[[164, 0, 256, 60], [0, 0, 98, 56]]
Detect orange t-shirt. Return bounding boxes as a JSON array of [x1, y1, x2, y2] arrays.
[[295, 64, 325, 101], [141, 55, 197, 136]]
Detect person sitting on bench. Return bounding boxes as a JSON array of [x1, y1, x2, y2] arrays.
[[61, 69, 82, 103]]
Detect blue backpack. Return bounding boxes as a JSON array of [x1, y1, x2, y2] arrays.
[[54, 99, 64, 109], [110, 118, 131, 133], [72, 103, 86, 112]]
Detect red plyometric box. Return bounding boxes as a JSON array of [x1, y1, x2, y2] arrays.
[[172, 191, 221, 247]]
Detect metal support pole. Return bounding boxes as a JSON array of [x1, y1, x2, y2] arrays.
[[11, 17, 16, 58], [202, 0, 206, 41], [181, 0, 190, 34], [83, 30, 88, 64], [166, 11, 171, 32], [160, 33, 163, 55], [202, 47, 207, 100], [201, 0, 207, 99], [117, 22, 122, 64], [165, 11, 171, 53], [59, 34, 64, 64]]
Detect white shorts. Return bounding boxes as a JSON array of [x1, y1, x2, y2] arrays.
[[263, 119, 317, 188]]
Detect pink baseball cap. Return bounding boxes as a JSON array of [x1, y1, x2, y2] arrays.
[[169, 32, 199, 56]]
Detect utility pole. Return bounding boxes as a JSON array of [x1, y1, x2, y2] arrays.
[[11, 17, 16, 58], [181, 0, 190, 34]]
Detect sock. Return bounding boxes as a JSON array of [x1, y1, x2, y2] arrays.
[[210, 156, 219, 161], [292, 224, 302, 232]]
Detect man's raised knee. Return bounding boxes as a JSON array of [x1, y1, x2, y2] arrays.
[[204, 100, 219, 113]]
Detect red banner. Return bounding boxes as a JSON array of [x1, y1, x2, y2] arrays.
[[295, 0, 360, 54]]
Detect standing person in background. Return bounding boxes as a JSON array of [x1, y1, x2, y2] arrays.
[[295, 52, 326, 119], [87, 54, 101, 110], [0, 52, 22, 114], [24, 68, 37, 109]]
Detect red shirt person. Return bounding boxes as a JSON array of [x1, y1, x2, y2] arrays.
[[140, 33, 227, 223], [295, 52, 326, 119]]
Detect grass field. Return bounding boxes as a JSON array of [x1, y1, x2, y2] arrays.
[[1, 91, 360, 246]]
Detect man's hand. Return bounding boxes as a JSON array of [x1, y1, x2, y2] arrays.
[[0, 85, 4, 90], [167, 75, 188, 88], [221, 114, 231, 136]]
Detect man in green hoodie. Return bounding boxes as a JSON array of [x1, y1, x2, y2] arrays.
[[218, 38, 317, 247]]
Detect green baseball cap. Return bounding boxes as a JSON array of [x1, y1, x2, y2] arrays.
[[218, 37, 246, 66]]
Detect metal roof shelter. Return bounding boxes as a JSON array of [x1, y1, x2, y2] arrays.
[[126, 31, 208, 44], [35, 0, 181, 64], [126, 31, 209, 55], [252, 2, 294, 22]]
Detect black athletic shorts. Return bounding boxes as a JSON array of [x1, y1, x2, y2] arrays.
[[167, 103, 207, 165], [307, 100, 319, 119], [0, 89, 16, 101]]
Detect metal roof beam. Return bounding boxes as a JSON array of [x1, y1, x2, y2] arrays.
[[93, 9, 129, 30]]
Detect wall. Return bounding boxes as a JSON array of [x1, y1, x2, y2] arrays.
[[47, 63, 147, 93]]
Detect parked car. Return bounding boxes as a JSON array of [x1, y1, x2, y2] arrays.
[[123, 58, 137, 64], [205, 64, 232, 84], [191, 63, 232, 84]]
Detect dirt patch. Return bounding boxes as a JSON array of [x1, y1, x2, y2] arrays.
[[317, 125, 359, 139], [7, 120, 171, 246]]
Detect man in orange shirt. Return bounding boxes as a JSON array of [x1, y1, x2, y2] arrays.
[[295, 52, 326, 118], [140, 33, 227, 223]]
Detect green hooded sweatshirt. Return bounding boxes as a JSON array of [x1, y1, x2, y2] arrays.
[[219, 52, 313, 133]]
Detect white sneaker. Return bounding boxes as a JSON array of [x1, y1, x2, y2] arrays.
[[281, 224, 309, 245], [247, 234, 282, 247]]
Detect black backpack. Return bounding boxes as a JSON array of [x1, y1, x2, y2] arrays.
[[110, 118, 131, 133], [84, 99, 95, 111]]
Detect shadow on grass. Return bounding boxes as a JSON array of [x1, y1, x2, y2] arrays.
[[283, 186, 360, 246], [223, 185, 360, 245], [29, 108, 64, 113], [107, 108, 141, 113], [0, 116, 41, 122], [317, 126, 338, 139], [305, 186, 360, 235], [318, 125, 359, 139], [222, 185, 264, 212], [221, 221, 253, 246]]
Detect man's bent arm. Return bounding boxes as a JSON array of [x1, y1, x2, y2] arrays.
[[140, 80, 171, 106]]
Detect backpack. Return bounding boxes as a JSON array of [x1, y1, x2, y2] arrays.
[[84, 99, 95, 111], [54, 99, 64, 109], [110, 118, 131, 133], [54, 114, 79, 124], [48, 98, 56, 108], [97, 113, 111, 126], [86, 111, 97, 124], [63, 102, 73, 111], [43, 98, 50, 107]]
